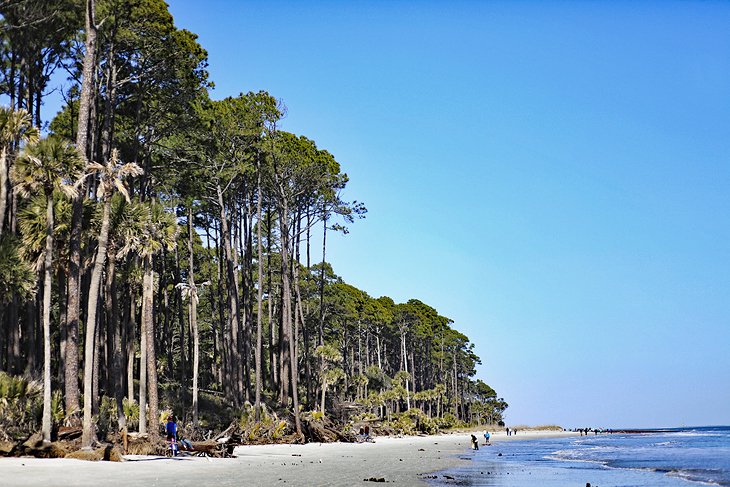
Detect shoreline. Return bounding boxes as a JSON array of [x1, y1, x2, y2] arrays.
[[0, 429, 577, 486]]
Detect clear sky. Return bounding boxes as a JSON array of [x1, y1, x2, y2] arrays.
[[60, 0, 730, 428]]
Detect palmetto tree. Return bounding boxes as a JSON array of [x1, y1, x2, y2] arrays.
[[16, 193, 74, 271], [0, 107, 39, 236], [82, 149, 142, 447], [314, 344, 344, 415], [11, 136, 84, 443], [118, 200, 177, 435]]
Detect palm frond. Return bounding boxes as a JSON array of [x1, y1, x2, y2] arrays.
[[11, 137, 85, 201], [0, 235, 36, 303], [0, 107, 38, 146]]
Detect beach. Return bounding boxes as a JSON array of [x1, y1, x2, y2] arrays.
[[0, 430, 575, 486]]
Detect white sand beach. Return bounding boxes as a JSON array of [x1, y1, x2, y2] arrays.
[[0, 430, 576, 486]]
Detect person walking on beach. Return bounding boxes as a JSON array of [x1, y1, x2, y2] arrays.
[[471, 434, 479, 450], [484, 430, 491, 445]]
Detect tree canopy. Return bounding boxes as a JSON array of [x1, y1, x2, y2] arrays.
[[0, 0, 506, 444]]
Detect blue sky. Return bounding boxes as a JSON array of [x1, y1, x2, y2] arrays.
[[159, 0, 730, 428], [44, 0, 730, 428]]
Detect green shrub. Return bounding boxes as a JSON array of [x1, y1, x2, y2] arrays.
[[51, 390, 65, 423], [271, 420, 287, 440], [97, 396, 119, 439], [351, 412, 378, 422], [433, 412, 467, 430], [404, 408, 439, 435], [235, 403, 294, 443], [0, 373, 42, 441], [388, 413, 417, 435], [122, 397, 140, 430]]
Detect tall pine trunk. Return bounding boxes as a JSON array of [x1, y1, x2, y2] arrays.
[[138, 281, 147, 435], [41, 193, 54, 443], [82, 197, 112, 447], [106, 244, 126, 437], [143, 254, 159, 438], [126, 282, 137, 405], [254, 163, 264, 421], [318, 214, 327, 347], [188, 207, 200, 426], [278, 204, 301, 436], [68, 0, 98, 421], [217, 185, 241, 404], [266, 210, 276, 390], [174, 247, 186, 390]]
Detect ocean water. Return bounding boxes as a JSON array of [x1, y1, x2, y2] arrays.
[[429, 427, 730, 486]]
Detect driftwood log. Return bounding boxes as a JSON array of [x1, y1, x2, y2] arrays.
[[188, 421, 243, 457], [302, 416, 355, 443]]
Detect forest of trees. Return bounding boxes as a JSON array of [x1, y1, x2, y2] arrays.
[[0, 0, 506, 447]]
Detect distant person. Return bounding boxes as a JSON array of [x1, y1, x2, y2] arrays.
[[180, 437, 194, 451], [356, 426, 371, 443], [506, 427, 510, 436], [165, 414, 178, 456], [484, 430, 491, 445], [471, 434, 479, 450]]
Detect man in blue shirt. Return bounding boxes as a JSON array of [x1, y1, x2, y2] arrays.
[[165, 415, 178, 456]]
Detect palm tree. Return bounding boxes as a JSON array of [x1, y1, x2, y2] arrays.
[[118, 200, 177, 435], [314, 344, 344, 415], [11, 136, 84, 444], [16, 193, 75, 271], [0, 107, 39, 235], [393, 370, 412, 410], [81, 149, 142, 448]]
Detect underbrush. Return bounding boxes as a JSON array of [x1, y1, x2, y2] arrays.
[[359, 409, 469, 436], [0, 372, 42, 441]]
